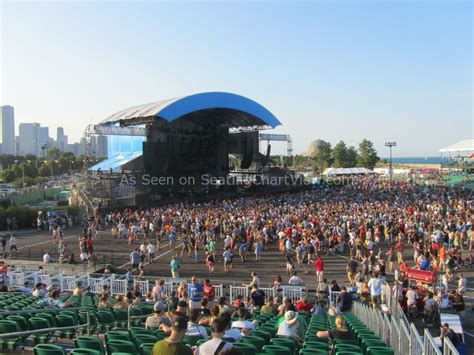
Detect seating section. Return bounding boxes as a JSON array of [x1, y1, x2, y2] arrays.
[[0, 292, 395, 355]]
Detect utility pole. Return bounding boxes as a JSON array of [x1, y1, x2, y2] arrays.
[[385, 142, 397, 183]]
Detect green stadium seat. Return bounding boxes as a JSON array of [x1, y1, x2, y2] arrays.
[[107, 339, 137, 354], [28, 317, 53, 344], [270, 337, 295, 353], [299, 349, 327, 355], [0, 320, 22, 351], [97, 311, 116, 332], [106, 331, 130, 342], [56, 314, 77, 339], [113, 308, 129, 329], [242, 335, 266, 352], [129, 326, 151, 338], [34, 344, 66, 355], [70, 349, 102, 355], [262, 344, 291, 354], [140, 343, 155, 355], [183, 334, 206, 346], [74, 336, 105, 354], [233, 342, 257, 355], [367, 347, 394, 355], [134, 334, 158, 347]]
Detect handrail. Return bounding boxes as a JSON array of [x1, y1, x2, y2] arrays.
[[443, 336, 460, 355]]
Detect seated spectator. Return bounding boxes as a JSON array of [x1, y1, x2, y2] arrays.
[[312, 302, 325, 315], [196, 315, 234, 355], [186, 308, 209, 339], [223, 312, 243, 342], [199, 304, 220, 326], [218, 296, 233, 315], [276, 310, 302, 346], [200, 299, 211, 317], [72, 283, 82, 297], [231, 307, 256, 334], [32, 283, 47, 298], [331, 280, 341, 292], [113, 295, 129, 309], [295, 296, 312, 313], [317, 315, 353, 340], [146, 301, 171, 329], [261, 296, 278, 315], [278, 297, 295, 315], [38, 289, 72, 308], [97, 294, 113, 308], [151, 315, 193, 355]]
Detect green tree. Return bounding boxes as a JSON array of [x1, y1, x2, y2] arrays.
[[46, 147, 61, 160], [357, 139, 379, 169], [332, 141, 348, 168], [312, 141, 332, 172], [346, 146, 358, 167]]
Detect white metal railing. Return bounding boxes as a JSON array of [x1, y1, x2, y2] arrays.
[[423, 328, 442, 355], [328, 289, 341, 305], [111, 278, 128, 295], [282, 285, 303, 302], [443, 336, 460, 355], [87, 275, 104, 294], [37, 274, 52, 287], [133, 279, 149, 296], [410, 323, 424, 355], [399, 313, 411, 355], [214, 284, 224, 301], [260, 287, 275, 300], [8, 272, 25, 287], [390, 315, 401, 355], [229, 285, 248, 302]]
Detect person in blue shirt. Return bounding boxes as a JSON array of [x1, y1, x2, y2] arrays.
[[188, 276, 204, 309], [420, 254, 430, 270]]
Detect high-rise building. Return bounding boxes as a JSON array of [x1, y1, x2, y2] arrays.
[[39, 126, 50, 150], [56, 127, 68, 151], [18, 123, 40, 156], [0, 105, 16, 154]]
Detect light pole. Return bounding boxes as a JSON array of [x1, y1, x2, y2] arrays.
[[385, 142, 397, 183]]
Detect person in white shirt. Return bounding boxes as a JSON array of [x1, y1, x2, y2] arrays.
[[276, 311, 302, 346], [231, 307, 256, 334], [43, 252, 52, 264], [367, 273, 384, 309], [457, 273, 467, 295], [196, 316, 233, 355], [9, 235, 17, 251], [147, 242, 156, 263], [288, 272, 305, 286], [186, 309, 209, 339], [243, 271, 260, 289]]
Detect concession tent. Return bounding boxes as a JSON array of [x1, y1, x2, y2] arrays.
[[322, 167, 376, 176], [439, 139, 474, 154]]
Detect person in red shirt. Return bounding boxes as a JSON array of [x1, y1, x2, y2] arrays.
[[314, 255, 324, 283], [203, 279, 215, 303], [295, 296, 312, 313], [395, 239, 404, 264]]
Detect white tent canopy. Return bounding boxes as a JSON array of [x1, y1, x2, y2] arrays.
[[439, 139, 474, 153], [323, 167, 375, 176]]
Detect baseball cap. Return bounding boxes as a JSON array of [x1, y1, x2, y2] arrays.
[[177, 300, 188, 308], [285, 310, 298, 325], [153, 301, 166, 312]]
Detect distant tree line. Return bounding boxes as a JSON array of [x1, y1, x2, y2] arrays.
[[270, 139, 379, 172], [0, 148, 102, 188]]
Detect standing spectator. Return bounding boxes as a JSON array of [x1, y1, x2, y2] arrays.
[[130, 247, 140, 269], [367, 273, 384, 309], [337, 286, 353, 312], [315, 255, 324, 283], [147, 241, 156, 263], [170, 256, 179, 278], [188, 276, 204, 309]]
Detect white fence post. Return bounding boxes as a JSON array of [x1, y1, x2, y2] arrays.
[[282, 286, 303, 303], [410, 323, 424, 355], [229, 285, 248, 303], [443, 336, 460, 355], [424, 328, 442, 355]]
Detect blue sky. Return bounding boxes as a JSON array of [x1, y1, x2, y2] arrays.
[[1, 0, 472, 156]]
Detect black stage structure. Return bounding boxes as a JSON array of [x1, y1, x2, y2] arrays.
[[84, 92, 306, 208]]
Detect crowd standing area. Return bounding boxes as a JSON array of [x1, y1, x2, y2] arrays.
[[0, 177, 472, 354]]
